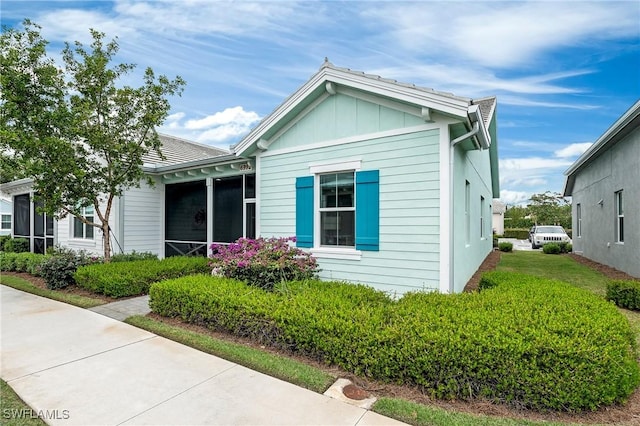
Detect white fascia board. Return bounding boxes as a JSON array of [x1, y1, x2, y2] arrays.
[[235, 66, 471, 156], [0, 178, 34, 195]]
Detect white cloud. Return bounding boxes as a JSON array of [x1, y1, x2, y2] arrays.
[[185, 107, 260, 130], [500, 190, 532, 206], [363, 2, 639, 68], [554, 142, 593, 158], [158, 107, 261, 146]]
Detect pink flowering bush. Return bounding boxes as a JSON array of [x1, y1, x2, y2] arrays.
[[209, 237, 318, 290]]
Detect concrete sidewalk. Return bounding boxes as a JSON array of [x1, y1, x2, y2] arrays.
[[0, 286, 406, 425]]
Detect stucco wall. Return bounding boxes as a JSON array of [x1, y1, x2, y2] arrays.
[[570, 128, 640, 277]]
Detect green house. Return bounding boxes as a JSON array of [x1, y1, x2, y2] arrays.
[[2, 62, 499, 295]]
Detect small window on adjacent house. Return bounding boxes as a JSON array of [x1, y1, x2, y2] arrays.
[[615, 190, 624, 243], [576, 203, 582, 238], [319, 172, 355, 247], [1, 214, 10, 230], [465, 181, 470, 244], [73, 205, 94, 239], [480, 196, 485, 239]]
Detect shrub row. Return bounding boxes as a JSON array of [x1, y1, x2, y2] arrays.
[[607, 280, 640, 311], [39, 248, 102, 290], [0, 236, 30, 253], [0, 252, 49, 276], [498, 242, 513, 252], [75, 256, 210, 297], [542, 241, 572, 254], [150, 272, 639, 411], [502, 228, 530, 240]]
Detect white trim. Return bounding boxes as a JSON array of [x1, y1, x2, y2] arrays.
[[159, 182, 166, 258], [255, 153, 262, 237], [311, 247, 362, 261], [309, 159, 362, 174], [261, 124, 438, 158], [206, 177, 214, 255], [439, 123, 452, 294]]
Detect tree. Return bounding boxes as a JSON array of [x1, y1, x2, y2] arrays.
[[527, 191, 571, 228], [1, 21, 185, 260]]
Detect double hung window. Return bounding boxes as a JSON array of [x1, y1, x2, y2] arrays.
[[73, 205, 94, 239]]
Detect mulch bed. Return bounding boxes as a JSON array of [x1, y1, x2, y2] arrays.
[[568, 253, 639, 281], [5, 258, 640, 424]]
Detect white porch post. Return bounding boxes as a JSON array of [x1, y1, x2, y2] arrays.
[[206, 177, 214, 255]]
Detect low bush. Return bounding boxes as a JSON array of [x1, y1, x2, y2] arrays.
[[4, 237, 30, 253], [210, 237, 318, 290], [0, 235, 11, 251], [0, 251, 19, 271], [39, 248, 101, 289], [75, 256, 209, 298], [150, 272, 639, 412], [111, 250, 158, 262], [14, 252, 49, 276], [502, 229, 530, 240], [607, 280, 640, 311], [498, 242, 513, 252], [542, 243, 561, 254], [558, 241, 572, 253]]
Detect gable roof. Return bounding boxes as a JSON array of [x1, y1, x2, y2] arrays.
[[143, 133, 229, 167], [563, 99, 640, 196], [233, 61, 494, 157]]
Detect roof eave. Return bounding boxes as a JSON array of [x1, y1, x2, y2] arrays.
[[234, 65, 471, 157]]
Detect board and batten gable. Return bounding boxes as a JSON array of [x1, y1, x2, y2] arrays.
[[258, 92, 443, 295]]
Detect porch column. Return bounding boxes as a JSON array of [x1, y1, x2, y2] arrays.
[[206, 177, 214, 256]]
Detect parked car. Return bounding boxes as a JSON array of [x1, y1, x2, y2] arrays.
[[528, 226, 536, 242], [531, 225, 571, 249]]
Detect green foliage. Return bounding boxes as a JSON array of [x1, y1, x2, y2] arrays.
[[110, 250, 158, 262], [0, 234, 11, 251], [0, 251, 18, 271], [75, 256, 209, 297], [503, 206, 534, 229], [502, 229, 529, 239], [39, 248, 101, 289], [150, 273, 639, 412], [558, 241, 572, 253], [542, 243, 561, 254], [498, 242, 512, 252], [210, 237, 318, 290], [528, 192, 572, 229], [1, 20, 185, 260], [12, 252, 49, 276], [607, 280, 640, 311], [4, 237, 30, 253]]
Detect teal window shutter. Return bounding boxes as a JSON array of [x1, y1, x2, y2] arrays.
[[355, 170, 379, 251], [295, 176, 314, 248]]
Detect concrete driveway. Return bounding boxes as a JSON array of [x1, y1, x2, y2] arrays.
[[498, 238, 537, 251]]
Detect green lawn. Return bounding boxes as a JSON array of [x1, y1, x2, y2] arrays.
[[0, 380, 47, 426], [497, 252, 609, 295], [497, 251, 640, 347], [0, 275, 105, 309]]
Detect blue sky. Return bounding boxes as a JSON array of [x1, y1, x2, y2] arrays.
[[2, 0, 639, 204]]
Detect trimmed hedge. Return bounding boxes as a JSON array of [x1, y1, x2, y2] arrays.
[[0, 252, 49, 276], [150, 272, 639, 412], [498, 242, 513, 252], [503, 229, 530, 240], [4, 237, 30, 253], [75, 256, 210, 297], [607, 280, 640, 311]]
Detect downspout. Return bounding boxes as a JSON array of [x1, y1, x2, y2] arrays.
[[451, 121, 480, 148]]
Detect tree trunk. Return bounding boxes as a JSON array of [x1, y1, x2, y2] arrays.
[[102, 222, 112, 262]]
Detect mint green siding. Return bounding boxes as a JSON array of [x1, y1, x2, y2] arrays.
[[260, 119, 440, 295], [451, 144, 494, 293], [272, 93, 425, 150]]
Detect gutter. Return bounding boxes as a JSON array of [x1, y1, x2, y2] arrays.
[[450, 104, 491, 150]]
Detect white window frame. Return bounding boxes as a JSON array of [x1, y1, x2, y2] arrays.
[[480, 196, 485, 239], [615, 190, 624, 243], [576, 203, 582, 238], [72, 206, 95, 240], [1, 214, 11, 230], [309, 159, 362, 260], [465, 181, 470, 246]]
